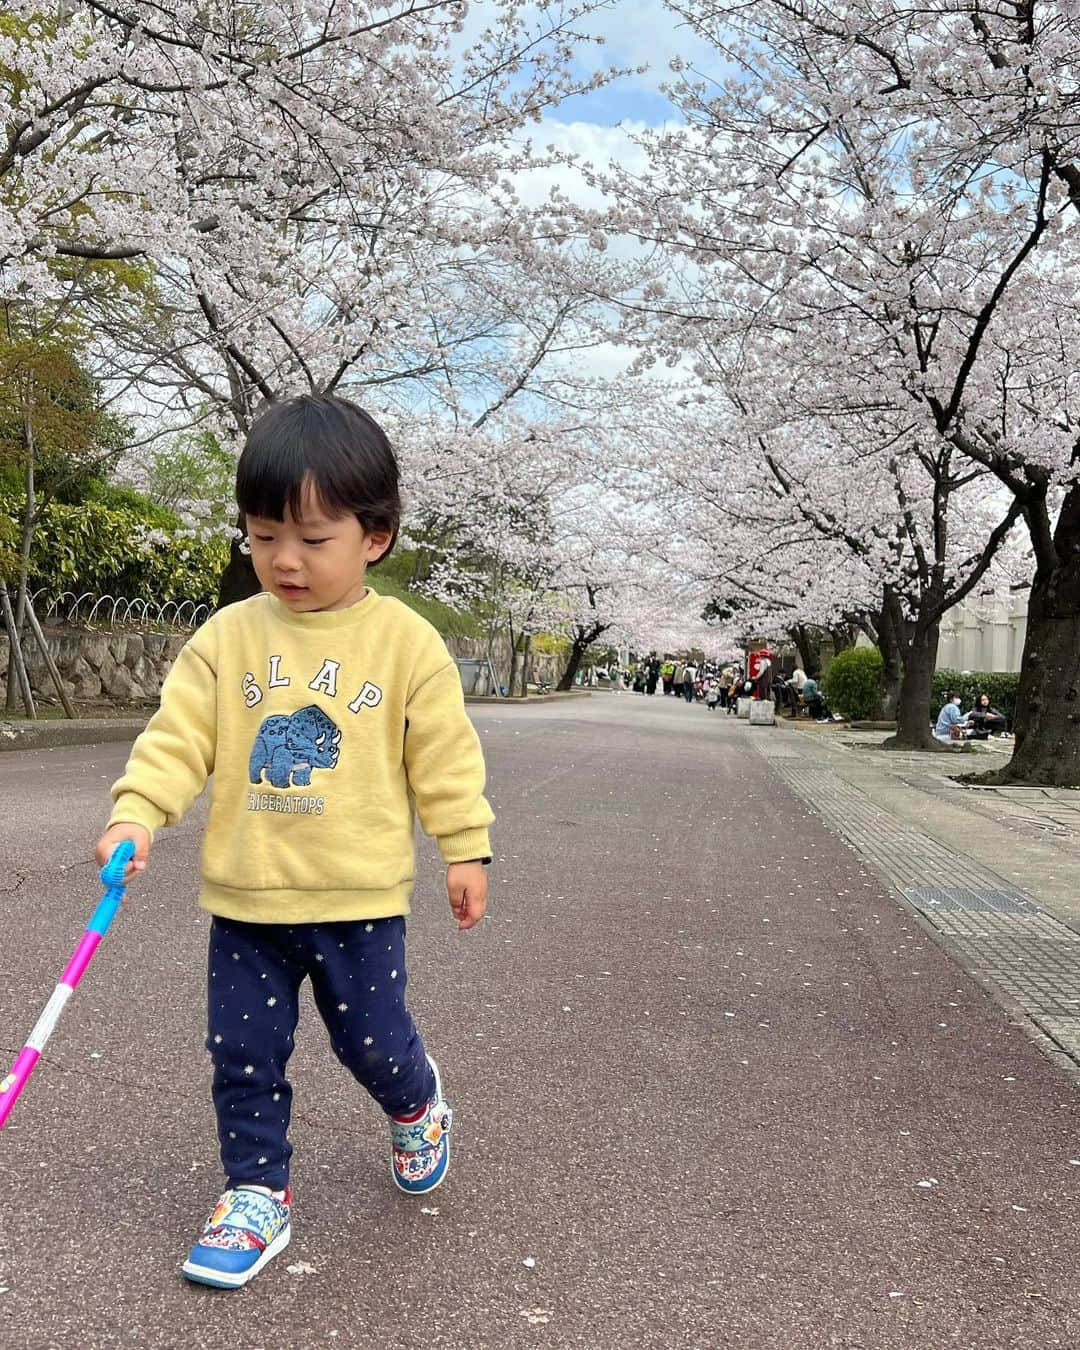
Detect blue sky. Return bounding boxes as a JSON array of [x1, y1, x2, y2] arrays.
[[550, 0, 720, 128]]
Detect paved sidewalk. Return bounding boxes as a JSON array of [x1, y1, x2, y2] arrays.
[[749, 718, 1080, 1078]]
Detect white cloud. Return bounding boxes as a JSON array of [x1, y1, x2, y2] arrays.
[[511, 117, 653, 210]]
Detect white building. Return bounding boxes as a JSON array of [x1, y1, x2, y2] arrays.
[[937, 591, 1028, 673]]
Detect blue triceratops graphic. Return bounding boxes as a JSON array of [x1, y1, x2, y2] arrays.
[[249, 704, 341, 788]]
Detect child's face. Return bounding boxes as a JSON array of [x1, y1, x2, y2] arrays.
[[246, 481, 391, 613]]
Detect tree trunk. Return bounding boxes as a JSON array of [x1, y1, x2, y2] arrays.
[[0, 581, 35, 718], [217, 528, 260, 608], [6, 416, 37, 712], [828, 623, 856, 656], [507, 627, 521, 701], [24, 599, 76, 717], [557, 639, 588, 691], [994, 485, 1080, 785], [881, 620, 940, 750], [519, 633, 532, 697], [790, 624, 823, 678], [876, 603, 903, 721]]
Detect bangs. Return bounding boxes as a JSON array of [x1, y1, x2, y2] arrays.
[[236, 396, 400, 530]]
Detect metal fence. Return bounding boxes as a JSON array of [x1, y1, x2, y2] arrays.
[[30, 590, 213, 630]]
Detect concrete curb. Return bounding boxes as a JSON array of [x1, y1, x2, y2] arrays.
[[0, 717, 152, 752], [463, 690, 593, 705], [0, 690, 595, 752]]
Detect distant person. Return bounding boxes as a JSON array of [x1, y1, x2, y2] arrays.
[[683, 663, 697, 703], [727, 667, 744, 714], [646, 656, 660, 696], [967, 692, 1007, 738], [718, 665, 735, 710], [802, 675, 837, 722], [934, 692, 969, 743]]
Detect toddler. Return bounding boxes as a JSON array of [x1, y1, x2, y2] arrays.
[[95, 395, 494, 1288]]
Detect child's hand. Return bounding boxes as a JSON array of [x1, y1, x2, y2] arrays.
[[446, 860, 488, 931], [95, 823, 151, 884]]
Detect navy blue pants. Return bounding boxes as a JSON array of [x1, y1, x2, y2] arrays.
[[207, 915, 435, 1190]]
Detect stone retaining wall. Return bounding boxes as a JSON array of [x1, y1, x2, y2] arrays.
[[0, 625, 562, 706]]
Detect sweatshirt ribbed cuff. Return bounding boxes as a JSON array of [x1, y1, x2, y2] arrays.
[[108, 792, 168, 838], [436, 827, 492, 864]]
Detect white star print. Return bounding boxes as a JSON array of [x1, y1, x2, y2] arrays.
[[365, 923, 374, 933], [390, 969, 398, 979], [338, 1002, 348, 1012], [364, 1036, 373, 1046], [213, 1034, 222, 1044], [267, 997, 277, 1007], [244, 1064, 255, 1075]]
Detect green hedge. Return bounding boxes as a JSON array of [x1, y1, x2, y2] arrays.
[[822, 646, 884, 719], [932, 669, 1019, 729], [1, 492, 228, 607]]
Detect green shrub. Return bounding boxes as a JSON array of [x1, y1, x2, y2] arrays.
[[86, 480, 182, 529], [1, 490, 228, 607], [932, 669, 1019, 730], [823, 646, 884, 719]]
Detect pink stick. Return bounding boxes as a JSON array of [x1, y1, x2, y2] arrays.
[[0, 1046, 41, 1128], [60, 931, 102, 990]]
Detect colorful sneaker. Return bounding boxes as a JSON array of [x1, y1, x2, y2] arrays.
[[181, 1185, 291, 1289], [389, 1056, 452, 1195]]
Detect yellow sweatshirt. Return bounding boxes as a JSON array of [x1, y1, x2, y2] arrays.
[[108, 588, 494, 923]]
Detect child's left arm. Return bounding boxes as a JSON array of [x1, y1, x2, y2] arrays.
[[403, 654, 495, 926]]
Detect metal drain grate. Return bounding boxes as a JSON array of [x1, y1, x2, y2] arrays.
[[902, 885, 1037, 915]]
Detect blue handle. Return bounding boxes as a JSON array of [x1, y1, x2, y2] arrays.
[[89, 841, 136, 936]]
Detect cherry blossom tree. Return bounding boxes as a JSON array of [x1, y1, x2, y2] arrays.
[[3, 1, 659, 624], [592, 0, 1080, 768]]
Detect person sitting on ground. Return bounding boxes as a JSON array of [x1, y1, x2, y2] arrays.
[[933, 692, 970, 743], [801, 676, 837, 722], [967, 692, 1007, 738]]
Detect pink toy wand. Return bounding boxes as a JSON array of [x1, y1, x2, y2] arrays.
[[0, 840, 135, 1131]]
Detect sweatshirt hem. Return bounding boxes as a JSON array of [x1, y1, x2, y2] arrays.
[[199, 880, 414, 924]]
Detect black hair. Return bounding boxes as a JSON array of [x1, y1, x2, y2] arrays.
[[236, 394, 400, 567]]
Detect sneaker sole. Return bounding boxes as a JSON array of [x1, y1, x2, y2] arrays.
[[181, 1224, 291, 1289]]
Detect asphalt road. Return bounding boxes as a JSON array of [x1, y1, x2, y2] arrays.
[[1, 694, 1079, 1349]]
